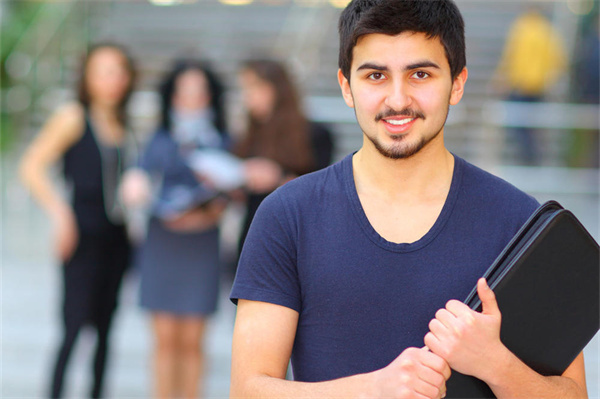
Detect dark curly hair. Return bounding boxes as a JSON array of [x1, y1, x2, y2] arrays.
[[158, 59, 227, 135]]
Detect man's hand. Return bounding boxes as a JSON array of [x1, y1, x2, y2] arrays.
[[371, 347, 451, 399], [424, 278, 508, 383]]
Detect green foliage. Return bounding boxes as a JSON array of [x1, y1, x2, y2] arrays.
[[1, 1, 44, 153], [0, 116, 15, 152], [1, 1, 43, 87]]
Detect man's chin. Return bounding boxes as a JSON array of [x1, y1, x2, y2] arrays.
[[374, 141, 425, 160]]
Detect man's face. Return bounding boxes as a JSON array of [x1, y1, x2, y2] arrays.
[[338, 32, 467, 159]]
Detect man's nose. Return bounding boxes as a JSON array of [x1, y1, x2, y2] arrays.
[[384, 80, 412, 110]]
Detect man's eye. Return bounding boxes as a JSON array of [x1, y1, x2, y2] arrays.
[[412, 71, 429, 79], [368, 72, 385, 81]]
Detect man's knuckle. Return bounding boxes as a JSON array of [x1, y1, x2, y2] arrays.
[[400, 357, 415, 370], [432, 372, 445, 388], [432, 357, 447, 373], [463, 312, 476, 326], [396, 385, 411, 398]]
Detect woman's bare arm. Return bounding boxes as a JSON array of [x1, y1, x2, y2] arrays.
[[19, 103, 85, 259]]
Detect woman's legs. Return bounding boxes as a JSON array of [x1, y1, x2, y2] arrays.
[[178, 317, 207, 399], [151, 313, 208, 399], [50, 237, 95, 399], [49, 319, 83, 398], [91, 313, 114, 399], [152, 313, 180, 399], [90, 228, 129, 398]]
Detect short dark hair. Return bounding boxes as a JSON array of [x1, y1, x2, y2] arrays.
[[338, 0, 466, 80]]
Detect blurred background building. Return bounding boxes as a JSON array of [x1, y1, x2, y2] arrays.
[[1, 0, 599, 398]]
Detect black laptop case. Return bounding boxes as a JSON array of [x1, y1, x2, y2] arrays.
[[446, 200, 600, 398]]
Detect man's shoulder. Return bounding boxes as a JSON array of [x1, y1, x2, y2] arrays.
[[271, 156, 347, 203], [461, 158, 535, 199], [458, 157, 540, 217]]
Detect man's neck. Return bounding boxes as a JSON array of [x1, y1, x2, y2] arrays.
[[352, 138, 455, 203], [351, 136, 456, 244]]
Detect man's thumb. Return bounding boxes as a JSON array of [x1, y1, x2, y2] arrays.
[[478, 278, 500, 316]]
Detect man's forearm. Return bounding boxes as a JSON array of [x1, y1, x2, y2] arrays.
[[230, 372, 374, 399], [485, 349, 587, 399], [231, 346, 450, 399]]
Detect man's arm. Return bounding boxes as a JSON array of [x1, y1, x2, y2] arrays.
[[425, 278, 588, 398], [230, 299, 451, 399]]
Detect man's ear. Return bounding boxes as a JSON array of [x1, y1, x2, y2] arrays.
[[338, 69, 354, 108], [449, 67, 468, 106]]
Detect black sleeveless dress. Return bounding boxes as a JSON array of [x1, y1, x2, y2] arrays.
[[50, 113, 131, 399], [61, 112, 130, 325]]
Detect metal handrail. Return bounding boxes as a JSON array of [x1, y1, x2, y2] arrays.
[[482, 100, 600, 130]]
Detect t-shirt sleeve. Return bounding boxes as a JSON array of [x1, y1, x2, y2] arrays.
[[230, 191, 301, 312]]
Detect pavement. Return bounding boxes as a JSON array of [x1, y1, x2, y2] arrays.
[[1, 155, 237, 398], [1, 220, 237, 399], [1, 158, 599, 398]]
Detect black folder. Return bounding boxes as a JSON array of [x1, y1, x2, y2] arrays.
[[446, 200, 600, 398]]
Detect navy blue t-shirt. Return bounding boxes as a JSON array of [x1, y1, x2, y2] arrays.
[[230, 153, 539, 383]]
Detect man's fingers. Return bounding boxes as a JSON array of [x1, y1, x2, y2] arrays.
[[414, 377, 446, 399], [419, 347, 451, 379], [417, 360, 447, 387], [477, 278, 500, 316], [428, 318, 449, 339], [434, 308, 456, 329], [423, 334, 452, 380], [445, 299, 478, 330], [445, 299, 472, 318]]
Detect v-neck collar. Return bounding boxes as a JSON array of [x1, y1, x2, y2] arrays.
[[343, 153, 463, 253]]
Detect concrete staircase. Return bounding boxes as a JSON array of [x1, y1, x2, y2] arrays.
[[83, 0, 577, 164], [7, 0, 582, 164]]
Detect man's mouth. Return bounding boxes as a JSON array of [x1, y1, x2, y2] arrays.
[[375, 108, 425, 123], [384, 117, 416, 126]]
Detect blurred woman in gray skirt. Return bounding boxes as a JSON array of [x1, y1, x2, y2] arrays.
[[122, 59, 231, 399]]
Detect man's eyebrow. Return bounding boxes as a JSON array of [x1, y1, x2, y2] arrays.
[[404, 61, 440, 71], [355, 61, 441, 73], [356, 63, 388, 72]]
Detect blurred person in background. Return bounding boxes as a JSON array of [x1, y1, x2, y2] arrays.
[[19, 43, 136, 399], [569, 14, 599, 168], [492, 6, 567, 165], [233, 58, 334, 272], [121, 59, 230, 399]]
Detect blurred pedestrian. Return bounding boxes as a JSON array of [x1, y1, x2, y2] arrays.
[[19, 42, 136, 398], [121, 59, 230, 399], [492, 6, 567, 165], [568, 14, 599, 167], [234, 58, 334, 270]]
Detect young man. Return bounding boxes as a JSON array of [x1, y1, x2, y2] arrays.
[[229, 1, 588, 398]]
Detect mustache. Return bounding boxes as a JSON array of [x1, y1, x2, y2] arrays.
[[375, 108, 425, 122]]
